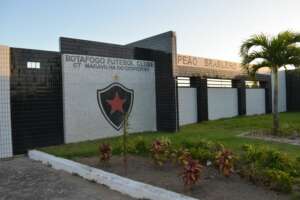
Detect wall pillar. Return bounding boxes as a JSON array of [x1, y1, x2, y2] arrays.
[[232, 79, 246, 115], [0, 45, 13, 158], [191, 77, 208, 122], [261, 79, 272, 113], [286, 70, 300, 111]]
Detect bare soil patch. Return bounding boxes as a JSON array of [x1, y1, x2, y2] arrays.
[[75, 155, 290, 200], [240, 131, 300, 146]]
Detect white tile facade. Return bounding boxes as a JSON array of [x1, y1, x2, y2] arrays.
[[208, 88, 239, 120], [178, 88, 198, 126], [246, 89, 266, 115], [0, 45, 13, 158], [62, 54, 157, 143]]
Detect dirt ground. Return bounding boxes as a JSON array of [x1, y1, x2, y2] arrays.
[[0, 156, 134, 200], [240, 132, 300, 146], [76, 155, 291, 200]]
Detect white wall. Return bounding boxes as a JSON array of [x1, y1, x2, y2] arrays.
[[63, 54, 157, 143], [208, 88, 238, 120], [178, 88, 197, 126], [246, 89, 266, 115], [272, 70, 287, 112], [0, 45, 13, 158]]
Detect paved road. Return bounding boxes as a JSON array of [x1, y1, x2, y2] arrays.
[[0, 156, 134, 200]]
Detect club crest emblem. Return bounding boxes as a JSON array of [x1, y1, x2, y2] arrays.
[[97, 83, 134, 130]]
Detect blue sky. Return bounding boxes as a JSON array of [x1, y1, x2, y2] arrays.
[[1, 0, 299, 62]]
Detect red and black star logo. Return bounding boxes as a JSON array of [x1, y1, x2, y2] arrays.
[[97, 83, 134, 130], [106, 92, 126, 114]]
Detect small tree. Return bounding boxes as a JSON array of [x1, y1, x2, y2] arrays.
[[122, 112, 129, 174], [240, 31, 300, 134]]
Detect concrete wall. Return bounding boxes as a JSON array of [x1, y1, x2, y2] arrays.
[[60, 37, 178, 133], [246, 89, 266, 115], [208, 88, 238, 120], [272, 70, 287, 112], [0, 45, 13, 158], [178, 88, 197, 125], [126, 32, 179, 131], [127, 31, 175, 54], [63, 54, 157, 143]]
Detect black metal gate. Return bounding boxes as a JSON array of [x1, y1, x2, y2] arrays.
[[10, 48, 64, 154], [286, 70, 300, 111]]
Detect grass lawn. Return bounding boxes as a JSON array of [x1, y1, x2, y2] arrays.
[[41, 112, 300, 160]]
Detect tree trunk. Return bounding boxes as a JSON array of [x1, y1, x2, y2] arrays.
[[273, 67, 280, 135], [123, 113, 128, 175]]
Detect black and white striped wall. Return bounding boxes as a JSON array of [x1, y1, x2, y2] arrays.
[[177, 76, 281, 126], [0, 32, 296, 159], [0, 32, 178, 158]]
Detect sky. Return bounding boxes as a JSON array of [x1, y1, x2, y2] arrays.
[[1, 0, 300, 63]]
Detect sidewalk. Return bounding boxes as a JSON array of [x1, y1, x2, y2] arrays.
[[0, 156, 134, 200]]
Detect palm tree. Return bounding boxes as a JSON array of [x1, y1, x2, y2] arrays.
[[240, 31, 300, 134]]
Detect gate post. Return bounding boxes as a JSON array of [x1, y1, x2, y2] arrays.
[[232, 79, 246, 116], [261, 78, 272, 113], [191, 77, 208, 122]]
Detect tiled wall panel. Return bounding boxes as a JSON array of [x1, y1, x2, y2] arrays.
[[0, 45, 13, 158], [208, 88, 239, 120], [286, 70, 300, 111], [246, 89, 266, 115], [178, 88, 197, 126], [60, 36, 178, 132], [10, 48, 63, 154], [126, 32, 179, 131]]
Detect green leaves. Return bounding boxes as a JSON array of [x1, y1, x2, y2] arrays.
[[239, 144, 300, 193], [150, 137, 171, 166], [240, 33, 269, 57], [240, 31, 300, 77]]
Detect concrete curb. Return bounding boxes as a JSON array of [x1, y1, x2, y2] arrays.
[[28, 150, 198, 200]]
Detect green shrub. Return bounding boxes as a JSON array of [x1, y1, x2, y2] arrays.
[[180, 140, 224, 165], [190, 147, 215, 164], [112, 140, 123, 155], [150, 137, 171, 166], [126, 140, 137, 154], [261, 149, 292, 172], [111, 137, 149, 156], [263, 169, 293, 193], [215, 149, 235, 177], [239, 165, 293, 193], [239, 163, 262, 183], [241, 144, 264, 164], [209, 142, 225, 153], [181, 139, 212, 149], [134, 137, 148, 155], [241, 144, 295, 173], [291, 192, 300, 200], [170, 148, 192, 166], [239, 144, 299, 193]]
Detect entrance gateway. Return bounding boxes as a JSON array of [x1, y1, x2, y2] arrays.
[[0, 31, 281, 158]]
